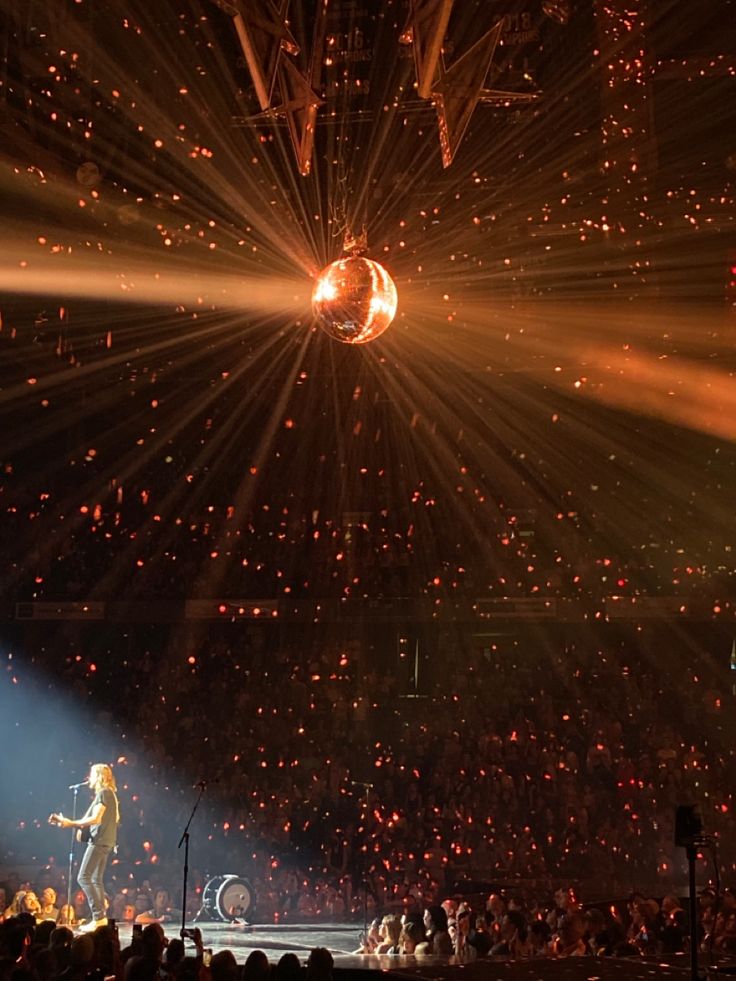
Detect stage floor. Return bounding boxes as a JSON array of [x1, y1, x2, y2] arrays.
[[120, 920, 385, 967]]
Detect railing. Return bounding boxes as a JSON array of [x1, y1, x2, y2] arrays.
[[12, 596, 736, 622]]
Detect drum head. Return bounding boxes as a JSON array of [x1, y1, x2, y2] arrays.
[[197, 874, 255, 922], [216, 876, 254, 920]]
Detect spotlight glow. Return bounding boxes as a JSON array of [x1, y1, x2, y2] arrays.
[[312, 256, 398, 344]]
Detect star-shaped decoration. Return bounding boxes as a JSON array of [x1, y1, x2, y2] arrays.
[[207, 0, 299, 111], [405, 0, 456, 99], [432, 21, 503, 167], [272, 59, 323, 176]]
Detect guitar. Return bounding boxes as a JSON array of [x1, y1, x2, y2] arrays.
[[48, 812, 92, 844]]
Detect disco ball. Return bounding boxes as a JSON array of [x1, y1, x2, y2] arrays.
[[312, 256, 398, 344]]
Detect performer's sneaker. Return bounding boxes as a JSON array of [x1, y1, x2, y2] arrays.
[[79, 918, 108, 933]]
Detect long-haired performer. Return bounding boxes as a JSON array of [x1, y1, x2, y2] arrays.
[[49, 763, 120, 931]]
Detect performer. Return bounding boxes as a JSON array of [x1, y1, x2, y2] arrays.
[[49, 763, 120, 931]]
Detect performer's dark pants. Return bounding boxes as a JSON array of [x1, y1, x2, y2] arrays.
[[78, 842, 111, 920]]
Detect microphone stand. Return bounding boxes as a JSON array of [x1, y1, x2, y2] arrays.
[[686, 840, 699, 981], [65, 785, 81, 915], [685, 835, 711, 981], [352, 782, 373, 940], [178, 782, 207, 939]]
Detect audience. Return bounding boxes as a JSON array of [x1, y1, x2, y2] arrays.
[[373, 915, 401, 954], [2, 889, 735, 981], [417, 906, 452, 957]]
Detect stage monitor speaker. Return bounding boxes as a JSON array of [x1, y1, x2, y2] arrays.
[[674, 804, 703, 847]]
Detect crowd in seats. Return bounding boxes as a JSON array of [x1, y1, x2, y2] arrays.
[[5, 474, 736, 604], [127, 630, 735, 908], [3, 623, 735, 920], [1, 349, 734, 610]]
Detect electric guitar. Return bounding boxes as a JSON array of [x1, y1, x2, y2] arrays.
[[48, 812, 92, 844]]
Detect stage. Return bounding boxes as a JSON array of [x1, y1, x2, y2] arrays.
[[121, 920, 367, 965], [115, 922, 702, 980]]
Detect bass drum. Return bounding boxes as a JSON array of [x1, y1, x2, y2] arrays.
[[197, 874, 255, 922]]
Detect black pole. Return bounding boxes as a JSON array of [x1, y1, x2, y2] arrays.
[[687, 843, 698, 981], [65, 786, 80, 915], [178, 782, 207, 939], [179, 830, 189, 940], [363, 857, 368, 941], [353, 782, 372, 939]]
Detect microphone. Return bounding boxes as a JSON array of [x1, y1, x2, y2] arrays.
[[69, 781, 88, 789], [350, 781, 374, 788], [194, 778, 220, 788]]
